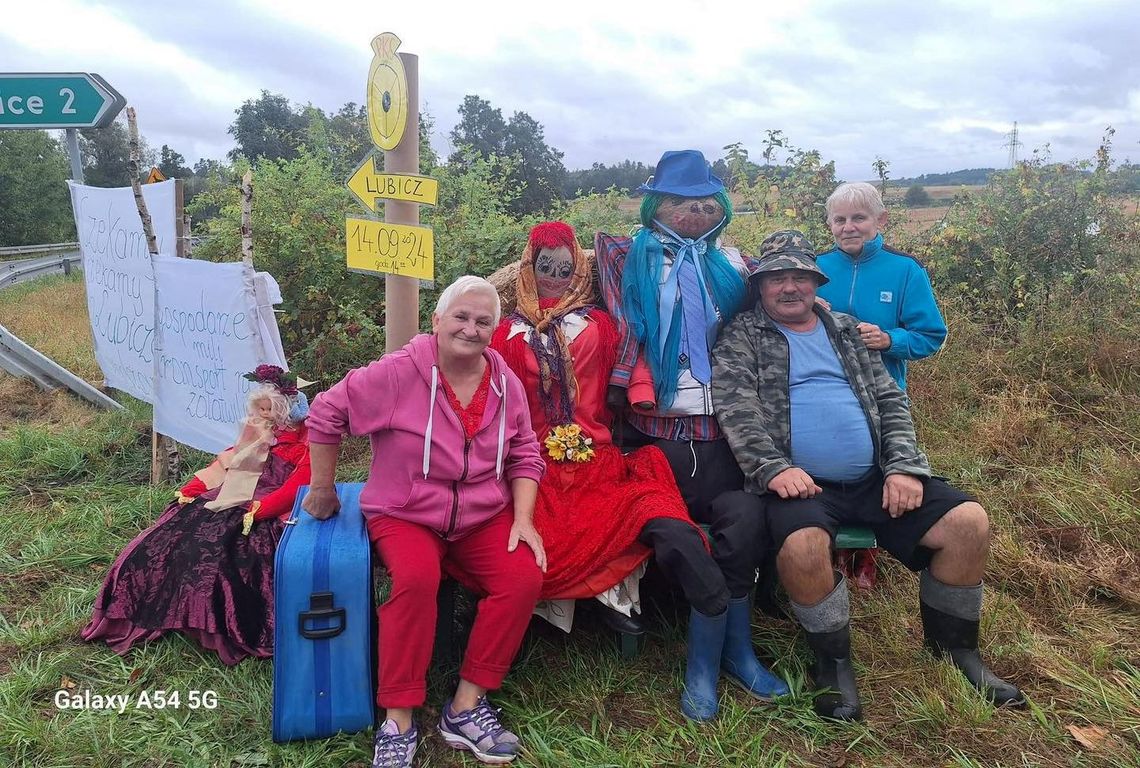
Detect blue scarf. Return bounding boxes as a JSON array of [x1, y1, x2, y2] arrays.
[[621, 222, 746, 409]]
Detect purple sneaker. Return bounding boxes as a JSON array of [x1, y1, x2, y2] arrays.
[[372, 718, 418, 768], [437, 697, 520, 764]]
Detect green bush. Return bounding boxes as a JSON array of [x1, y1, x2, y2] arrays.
[[908, 132, 1140, 328], [189, 146, 540, 386], [903, 184, 931, 207], [724, 140, 838, 253], [420, 149, 533, 320], [189, 150, 385, 383], [554, 187, 639, 245]]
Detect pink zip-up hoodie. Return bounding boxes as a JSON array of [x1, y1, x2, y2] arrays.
[[306, 333, 545, 539]]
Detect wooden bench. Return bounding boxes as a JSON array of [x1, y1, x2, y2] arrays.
[[835, 525, 876, 551], [430, 525, 879, 662], [611, 524, 878, 659]]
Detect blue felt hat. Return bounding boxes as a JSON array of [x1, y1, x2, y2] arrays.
[[637, 150, 725, 197]]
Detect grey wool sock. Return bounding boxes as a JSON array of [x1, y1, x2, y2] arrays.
[[920, 569, 983, 621], [790, 571, 849, 634]]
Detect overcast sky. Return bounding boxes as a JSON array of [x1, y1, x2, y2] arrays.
[[4, 0, 1138, 181]]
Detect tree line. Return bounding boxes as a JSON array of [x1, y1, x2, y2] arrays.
[[0, 90, 873, 247]]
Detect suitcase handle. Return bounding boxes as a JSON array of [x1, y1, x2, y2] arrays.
[[299, 591, 346, 640]]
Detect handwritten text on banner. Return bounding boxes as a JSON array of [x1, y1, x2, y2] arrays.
[[153, 256, 287, 454], [69, 180, 176, 402]]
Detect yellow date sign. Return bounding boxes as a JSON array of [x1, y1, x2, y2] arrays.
[[345, 217, 434, 280]]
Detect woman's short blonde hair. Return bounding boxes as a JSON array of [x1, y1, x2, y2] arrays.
[[826, 181, 886, 220], [434, 275, 502, 325]]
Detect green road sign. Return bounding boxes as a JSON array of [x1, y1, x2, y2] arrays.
[[0, 72, 125, 129]]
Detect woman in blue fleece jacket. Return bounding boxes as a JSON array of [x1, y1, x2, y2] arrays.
[[816, 182, 948, 588], [816, 182, 947, 393]]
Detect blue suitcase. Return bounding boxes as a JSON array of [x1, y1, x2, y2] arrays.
[[272, 482, 375, 742]]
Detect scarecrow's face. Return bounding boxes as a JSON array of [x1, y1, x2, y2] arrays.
[[655, 194, 724, 239], [534, 245, 574, 299]]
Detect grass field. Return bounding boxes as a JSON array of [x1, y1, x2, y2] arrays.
[[1, 274, 1137, 767], [612, 186, 982, 240]]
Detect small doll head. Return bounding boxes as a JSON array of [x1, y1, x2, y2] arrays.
[[246, 383, 292, 430], [242, 365, 309, 430]]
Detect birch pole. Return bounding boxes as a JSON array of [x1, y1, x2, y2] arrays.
[[127, 107, 180, 484], [237, 169, 267, 363], [240, 170, 254, 267], [174, 178, 185, 259], [128, 108, 158, 256]]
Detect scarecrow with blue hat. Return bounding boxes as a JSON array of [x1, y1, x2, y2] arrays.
[[595, 150, 789, 720]]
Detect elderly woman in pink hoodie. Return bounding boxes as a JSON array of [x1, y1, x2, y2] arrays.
[[304, 275, 546, 768]]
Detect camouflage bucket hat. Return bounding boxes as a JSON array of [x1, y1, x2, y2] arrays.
[[750, 229, 829, 285]]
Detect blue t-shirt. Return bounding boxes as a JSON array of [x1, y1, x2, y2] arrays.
[[778, 321, 875, 482]]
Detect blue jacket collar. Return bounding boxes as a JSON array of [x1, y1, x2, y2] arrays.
[[846, 233, 883, 263]]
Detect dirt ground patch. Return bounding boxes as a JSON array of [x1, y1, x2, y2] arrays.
[[602, 689, 659, 731], [1026, 526, 1140, 610], [0, 376, 100, 435]]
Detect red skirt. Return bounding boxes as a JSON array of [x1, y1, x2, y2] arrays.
[[534, 443, 700, 599]]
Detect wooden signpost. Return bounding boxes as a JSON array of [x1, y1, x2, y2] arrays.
[[345, 33, 435, 353]]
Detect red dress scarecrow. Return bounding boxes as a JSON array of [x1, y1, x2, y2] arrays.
[[490, 221, 696, 630]]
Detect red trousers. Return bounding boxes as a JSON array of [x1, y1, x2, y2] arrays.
[[368, 510, 543, 708]]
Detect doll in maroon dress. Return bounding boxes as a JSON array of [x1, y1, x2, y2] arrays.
[[83, 367, 310, 664]]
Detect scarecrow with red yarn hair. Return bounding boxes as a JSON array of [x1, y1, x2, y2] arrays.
[[490, 221, 698, 635]]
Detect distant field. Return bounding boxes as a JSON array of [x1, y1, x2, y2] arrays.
[[613, 186, 981, 239], [884, 184, 987, 205], [894, 205, 950, 235], [0, 273, 100, 381]]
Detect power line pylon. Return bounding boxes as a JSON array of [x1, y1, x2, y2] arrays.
[[1003, 121, 1022, 167]]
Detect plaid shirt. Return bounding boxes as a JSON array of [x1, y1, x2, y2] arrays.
[[594, 231, 757, 442]]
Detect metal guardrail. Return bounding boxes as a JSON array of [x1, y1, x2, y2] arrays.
[[0, 323, 122, 411], [0, 252, 81, 289], [0, 241, 79, 258], [0, 251, 123, 411]]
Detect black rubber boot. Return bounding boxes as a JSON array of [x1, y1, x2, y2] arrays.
[[921, 602, 1026, 707], [804, 624, 862, 721]]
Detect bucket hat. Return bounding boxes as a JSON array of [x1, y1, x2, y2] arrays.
[[637, 150, 725, 197], [750, 229, 829, 285]]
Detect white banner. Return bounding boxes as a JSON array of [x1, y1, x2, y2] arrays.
[[152, 256, 287, 454], [69, 180, 177, 402]]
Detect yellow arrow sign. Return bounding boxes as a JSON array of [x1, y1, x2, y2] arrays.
[[347, 154, 438, 211], [345, 217, 434, 281]]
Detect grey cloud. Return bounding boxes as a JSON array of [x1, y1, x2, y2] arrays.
[[11, 1, 1136, 179]]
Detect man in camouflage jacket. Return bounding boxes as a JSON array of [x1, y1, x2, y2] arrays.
[[710, 230, 1025, 721]]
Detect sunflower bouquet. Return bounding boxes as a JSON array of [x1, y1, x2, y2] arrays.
[[544, 423, 595, 463]]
